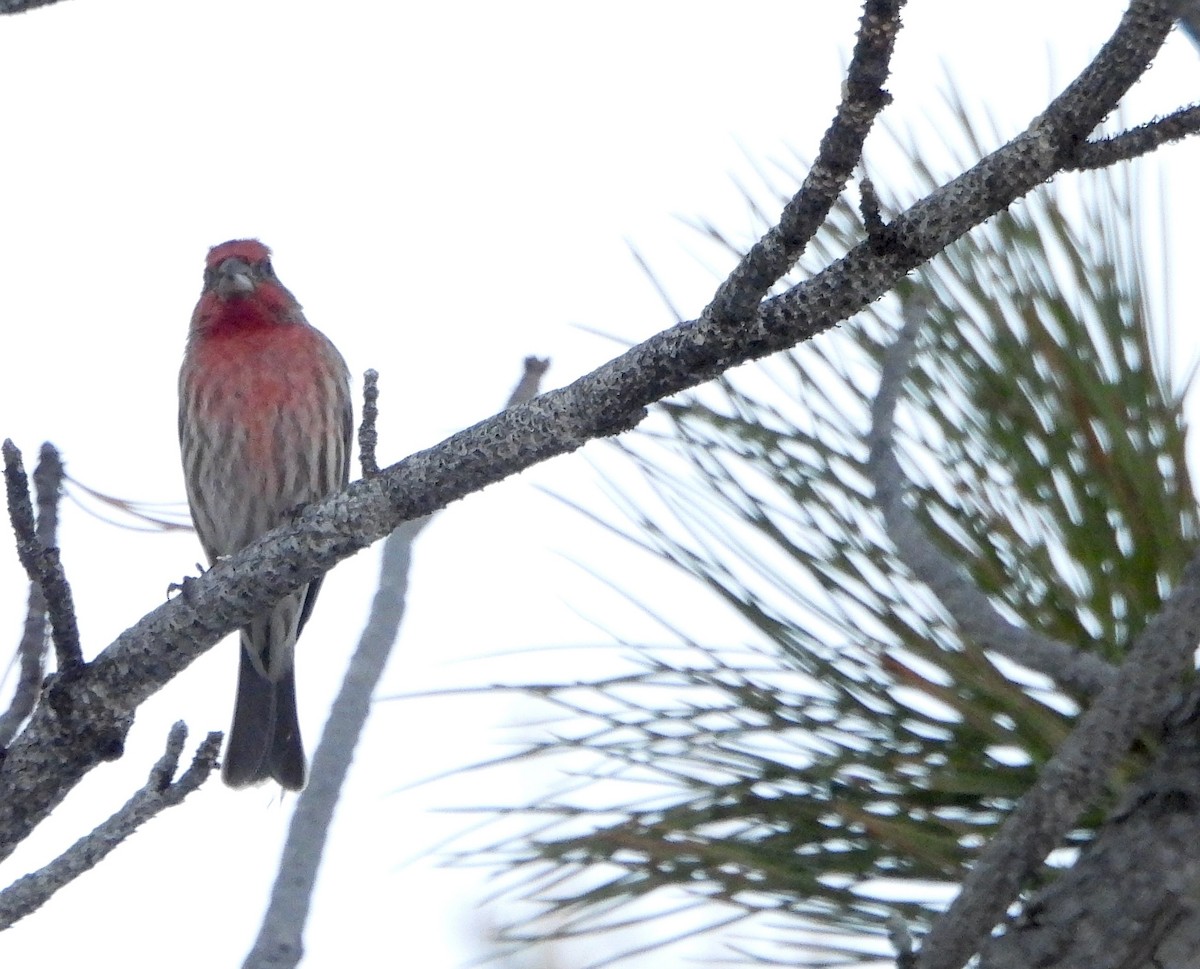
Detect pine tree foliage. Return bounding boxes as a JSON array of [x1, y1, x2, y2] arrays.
[[462, 109, 1195, 966]]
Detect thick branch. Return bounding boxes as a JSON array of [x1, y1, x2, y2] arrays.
[[978, 686, 1200, 969], [0, 0, 1184, 867], [915, 551, 1200, 969]]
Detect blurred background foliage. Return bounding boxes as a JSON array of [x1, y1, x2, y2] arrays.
[[457, 101, 1196, 967]]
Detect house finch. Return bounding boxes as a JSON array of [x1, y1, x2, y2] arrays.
[[179, 239, 352, 790]]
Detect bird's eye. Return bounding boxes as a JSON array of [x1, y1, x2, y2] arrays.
[[260, 259, 274, 276]]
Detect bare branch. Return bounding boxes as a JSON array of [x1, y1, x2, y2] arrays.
[[4, 442, 40, 582], [0, 594, 44, 748], [243, 517, 425, 969], [858, 174, 886, 247], [0, 445, 63, 746], [916, 552, 1200, 969], [358, 369, 380, 478], [700, 0, 903, 328], [1070, 104, 1200, 171], [0, 723, 220, 930], [2, 441, 82, 669], [506, 356, 550, 409], [868, 299, 1116, 696], [0, 0, 1183, 871], [32, 445, 65, 567], [0, 0, 66, 14], [976, 686, 1200, 968]]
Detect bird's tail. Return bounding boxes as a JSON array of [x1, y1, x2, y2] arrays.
[[222, 634, 306, 791]]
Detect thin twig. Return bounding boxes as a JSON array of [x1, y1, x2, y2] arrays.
[[699, 0, 904, 328], [33, 444, 65, 560], [1069, 104, 1200, 171], [0, 594, 45, 748], [507, 357, 550, 409], [3, 441, 39, 576], [2, 441, 82, 669], [859, 174, 886, 247], [358, 369, 380, 477], [0, 723, 220, 929], [0, 445, 65, 746]]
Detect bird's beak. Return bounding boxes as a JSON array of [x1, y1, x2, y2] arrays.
[[214, 258, 256, 298]]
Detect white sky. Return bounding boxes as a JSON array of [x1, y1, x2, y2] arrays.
[[0, 2, 1198, 967]]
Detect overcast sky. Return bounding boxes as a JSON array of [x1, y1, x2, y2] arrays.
[[1, 3, 1198, 968]]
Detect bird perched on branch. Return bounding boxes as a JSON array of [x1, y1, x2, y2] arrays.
[[179, 239, 352, 790]]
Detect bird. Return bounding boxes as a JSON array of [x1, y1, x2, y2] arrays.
[[178, 239, 352, 790]]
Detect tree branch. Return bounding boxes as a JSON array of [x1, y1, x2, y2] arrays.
[[1069, 104, 1200, 171], [506, 356, 550, 409], [243, 525, 428, 969], [3, 441, 81, 670], [858, 174, 886, 247], [977, 686, 1200, 969], [868, 298, 1117, 695], [915, 549, 1200, 969], [357, 369, 380, 478], [0, 445, 65, 747], [700, 0, 903, 328], [0, 722, 220, 929], [0, 0, 1185, 873], [0, 0, 67, 14]]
